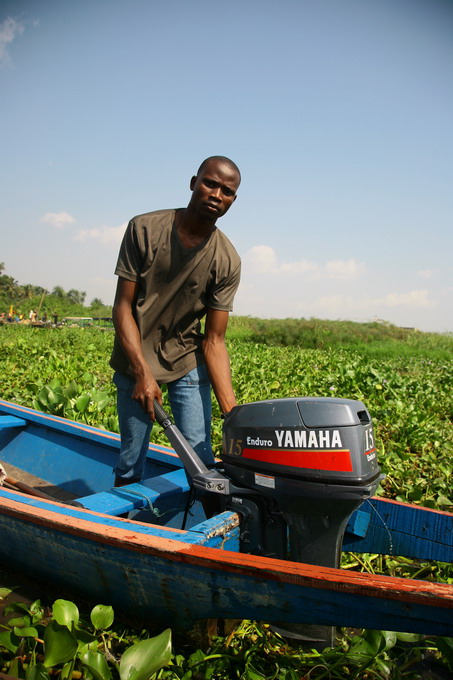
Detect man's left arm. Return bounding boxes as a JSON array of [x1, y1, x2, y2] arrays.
[[202, 308, 237, 415]]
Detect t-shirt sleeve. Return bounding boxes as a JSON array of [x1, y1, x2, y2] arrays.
[[207, 261, 241, 312], [114, 220, 143, 281]]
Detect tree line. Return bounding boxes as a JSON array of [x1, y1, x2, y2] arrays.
[[0, 262, 112, 319]]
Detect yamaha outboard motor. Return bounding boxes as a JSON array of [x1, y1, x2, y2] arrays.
[[155, 396, 382, 649], [221, 397, 382, 648]]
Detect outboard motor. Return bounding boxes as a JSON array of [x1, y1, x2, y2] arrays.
[[221, 397, 382, 648], [154, 396, 382, 649]]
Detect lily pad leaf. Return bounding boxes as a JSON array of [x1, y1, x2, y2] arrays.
[[0, 629, 20, 654], [79, 648, 113, 680], [75, 394, 91, 413], [119, 628, 172, 680], [14, 625, 39, 638], [43, 620, 78, 668], [25, 662, 52, 680], [91, 604, 114, 630], [53, 599, 80, 628]]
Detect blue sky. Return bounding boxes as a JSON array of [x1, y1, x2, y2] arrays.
[[1, 0, 452, 333]]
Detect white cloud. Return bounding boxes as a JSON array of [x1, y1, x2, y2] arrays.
[[243, 245, 365, 280], [295, 290, 435, 316], [418, 269, 436, 280], [0, 17, 25, 65], [234, 280, 438, 329], [377, 290, 435, 309], [244, 245, 278, 273], [303, 290, 435, 314], [74, 223, 126, 246], [309, 295, 356, 313], [324, 259, 366, 279], [280, 259, 319, 275], [40, 212, 76, 229]]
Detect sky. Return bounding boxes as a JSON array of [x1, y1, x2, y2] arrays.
[[1, 0, 452, 333]]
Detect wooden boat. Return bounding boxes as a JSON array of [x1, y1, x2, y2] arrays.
[[0, 397, 452, 641]]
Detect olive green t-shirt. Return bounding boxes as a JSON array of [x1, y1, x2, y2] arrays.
[[110, 208, 241, 383]]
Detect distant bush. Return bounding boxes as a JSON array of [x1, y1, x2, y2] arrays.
[[228, 316, 452, 360]]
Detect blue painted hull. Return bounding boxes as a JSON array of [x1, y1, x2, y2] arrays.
[[0, 399, 452, 635]]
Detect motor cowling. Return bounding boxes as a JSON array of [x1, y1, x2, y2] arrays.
[[222, 397, 380, 487]]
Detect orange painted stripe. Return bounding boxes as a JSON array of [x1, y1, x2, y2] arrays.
[[242, 448, 353, 472], [373, 496, 453, 517]]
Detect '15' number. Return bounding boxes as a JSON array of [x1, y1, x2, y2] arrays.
[[364, 427, 374, 451], [228, 439, 243, 456]]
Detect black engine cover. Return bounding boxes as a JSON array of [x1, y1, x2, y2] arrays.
[[222, 397, 381, 486]]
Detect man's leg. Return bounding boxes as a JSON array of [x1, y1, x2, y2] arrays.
[[167, 364, 222, 518], [167, 363, 215, 466], [113, 371, 153, 486]]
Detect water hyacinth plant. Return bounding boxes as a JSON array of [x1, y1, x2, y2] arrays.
[[1, 319, 452, 678]]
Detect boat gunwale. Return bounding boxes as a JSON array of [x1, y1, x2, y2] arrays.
[[1, 488, 452, 610]]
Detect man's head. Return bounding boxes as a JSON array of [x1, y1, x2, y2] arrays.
[[196, 156, 241, 185], [188, 156, 241, 221]]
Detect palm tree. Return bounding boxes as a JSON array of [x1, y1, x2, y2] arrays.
[[34, 286, 48, 296], [0, 275, 18, 298], [21, 284, 35, 300], [67, 289, 86, 305], [52, 286, 65, 298]]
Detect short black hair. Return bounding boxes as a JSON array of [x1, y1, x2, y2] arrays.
[[197, 156, 241, 184]]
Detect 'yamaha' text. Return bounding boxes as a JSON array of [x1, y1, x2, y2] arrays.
[[275, 429, 343, 449]]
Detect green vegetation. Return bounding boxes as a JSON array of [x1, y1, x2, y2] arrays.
[[1, 592, 452, 679], [0, 593, 171, 679], [227, 315, 453, 360], [1, 317, 452, 678], [1, 321, 452, 509]]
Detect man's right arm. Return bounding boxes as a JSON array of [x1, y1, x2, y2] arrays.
[[112, 277, 161, 419]]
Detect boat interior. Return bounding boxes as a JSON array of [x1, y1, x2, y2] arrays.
[[0, 406, 210, 530]]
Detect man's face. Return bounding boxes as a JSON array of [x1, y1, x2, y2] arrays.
[[189, 160, 240, 220]]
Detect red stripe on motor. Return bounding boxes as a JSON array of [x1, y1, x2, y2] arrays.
[[242, 448, 353, 472]]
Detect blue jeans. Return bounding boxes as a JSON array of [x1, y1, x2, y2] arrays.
[[113, 364, 214, 482]]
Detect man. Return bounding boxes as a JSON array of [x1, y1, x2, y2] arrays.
[[110, 156, 241, 488]]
